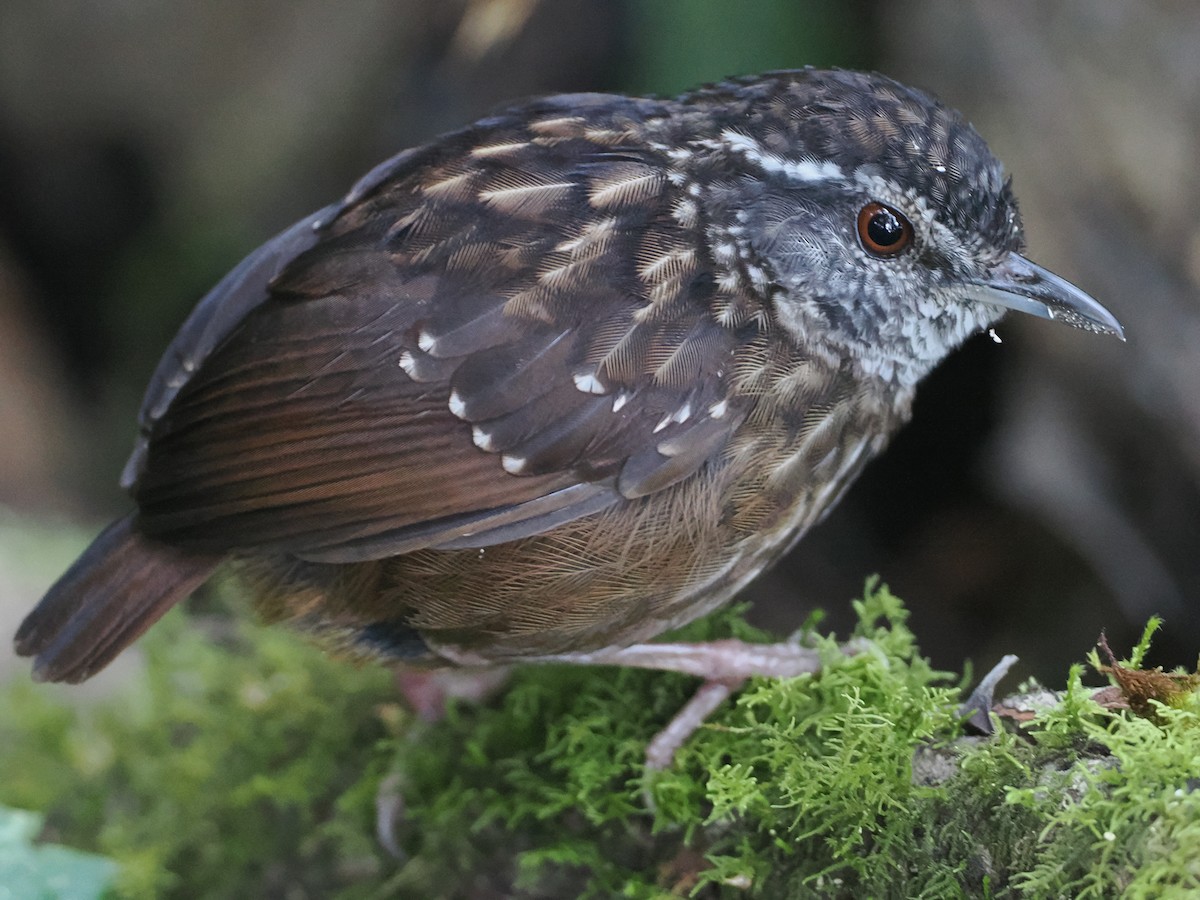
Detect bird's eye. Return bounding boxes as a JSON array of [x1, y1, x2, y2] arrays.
[[857, 202, 913, 257]]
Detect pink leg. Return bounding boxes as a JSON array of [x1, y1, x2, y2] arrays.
[[536, 638, 838, 769], [645, 679, 739, 771], [538, 638, 825, 680]]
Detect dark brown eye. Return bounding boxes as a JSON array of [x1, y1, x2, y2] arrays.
[[857, 202, 913, 257]]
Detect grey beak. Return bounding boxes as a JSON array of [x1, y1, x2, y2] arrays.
[[967, 252, 1125, 341]]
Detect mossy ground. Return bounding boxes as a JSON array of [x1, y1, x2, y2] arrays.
[[1, 583, 1197, 898]]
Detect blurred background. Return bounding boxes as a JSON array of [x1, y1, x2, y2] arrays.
[[1, 0, 1197, 685]]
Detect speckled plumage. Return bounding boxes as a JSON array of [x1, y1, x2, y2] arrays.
[[16, 69, 1121, 683]]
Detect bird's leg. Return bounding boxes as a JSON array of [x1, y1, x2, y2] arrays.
[[536, 638, 840, 770], [644, 679, 741, 771], [393, 637, 854, 783], [540, 638, 827, 680]]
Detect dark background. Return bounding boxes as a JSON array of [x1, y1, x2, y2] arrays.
[[1, 0, 1197, 683]]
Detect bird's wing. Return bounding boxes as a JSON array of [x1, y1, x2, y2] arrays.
[[130, 104, 765, 562]]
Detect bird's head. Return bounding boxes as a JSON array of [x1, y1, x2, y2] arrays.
[[681, 69, 1123, 386]]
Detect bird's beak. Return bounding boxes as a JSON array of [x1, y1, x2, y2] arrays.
[[966, 252, 1125, 340]]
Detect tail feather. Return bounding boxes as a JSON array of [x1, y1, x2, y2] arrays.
[[14, 514, 222, 683]]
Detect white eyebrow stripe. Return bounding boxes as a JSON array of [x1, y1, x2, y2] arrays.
[[710, 130, 844, 184]]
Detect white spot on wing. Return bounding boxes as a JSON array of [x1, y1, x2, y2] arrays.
[[709, 399, 728, 419], [502, 454, 526, 474], [471, 426, 495, 451], [417, 330, 437, 353], [398, 350, 417, 377], [612, 393, 629, 413], [573, 372, 607, 395], [448, 390, 467, 418]]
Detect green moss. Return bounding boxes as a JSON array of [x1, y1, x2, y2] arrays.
[[0, 610, 398, 898], [2, 582, 1198, 897], [1006, 675, 1200, 897]]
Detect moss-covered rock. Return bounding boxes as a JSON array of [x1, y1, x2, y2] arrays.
[[1, 584, 1197, 898]]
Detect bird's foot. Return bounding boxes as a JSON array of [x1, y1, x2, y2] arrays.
[[538, 638, 851, 770]]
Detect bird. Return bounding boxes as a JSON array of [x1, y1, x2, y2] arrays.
[[15, 69, 1122, 759]]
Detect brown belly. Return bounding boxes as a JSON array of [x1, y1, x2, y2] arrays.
[[239, 409, 885, 665]]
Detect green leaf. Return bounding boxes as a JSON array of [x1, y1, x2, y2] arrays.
[[0, 805, 118, 900]]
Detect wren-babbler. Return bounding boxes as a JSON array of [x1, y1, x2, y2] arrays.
[[16, 69, 1122, 760]]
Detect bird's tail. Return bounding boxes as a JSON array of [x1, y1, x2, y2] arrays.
[[14, 514, 222, 683]]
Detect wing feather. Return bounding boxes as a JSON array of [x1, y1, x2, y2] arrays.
[[128, 103, 765, 560]]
